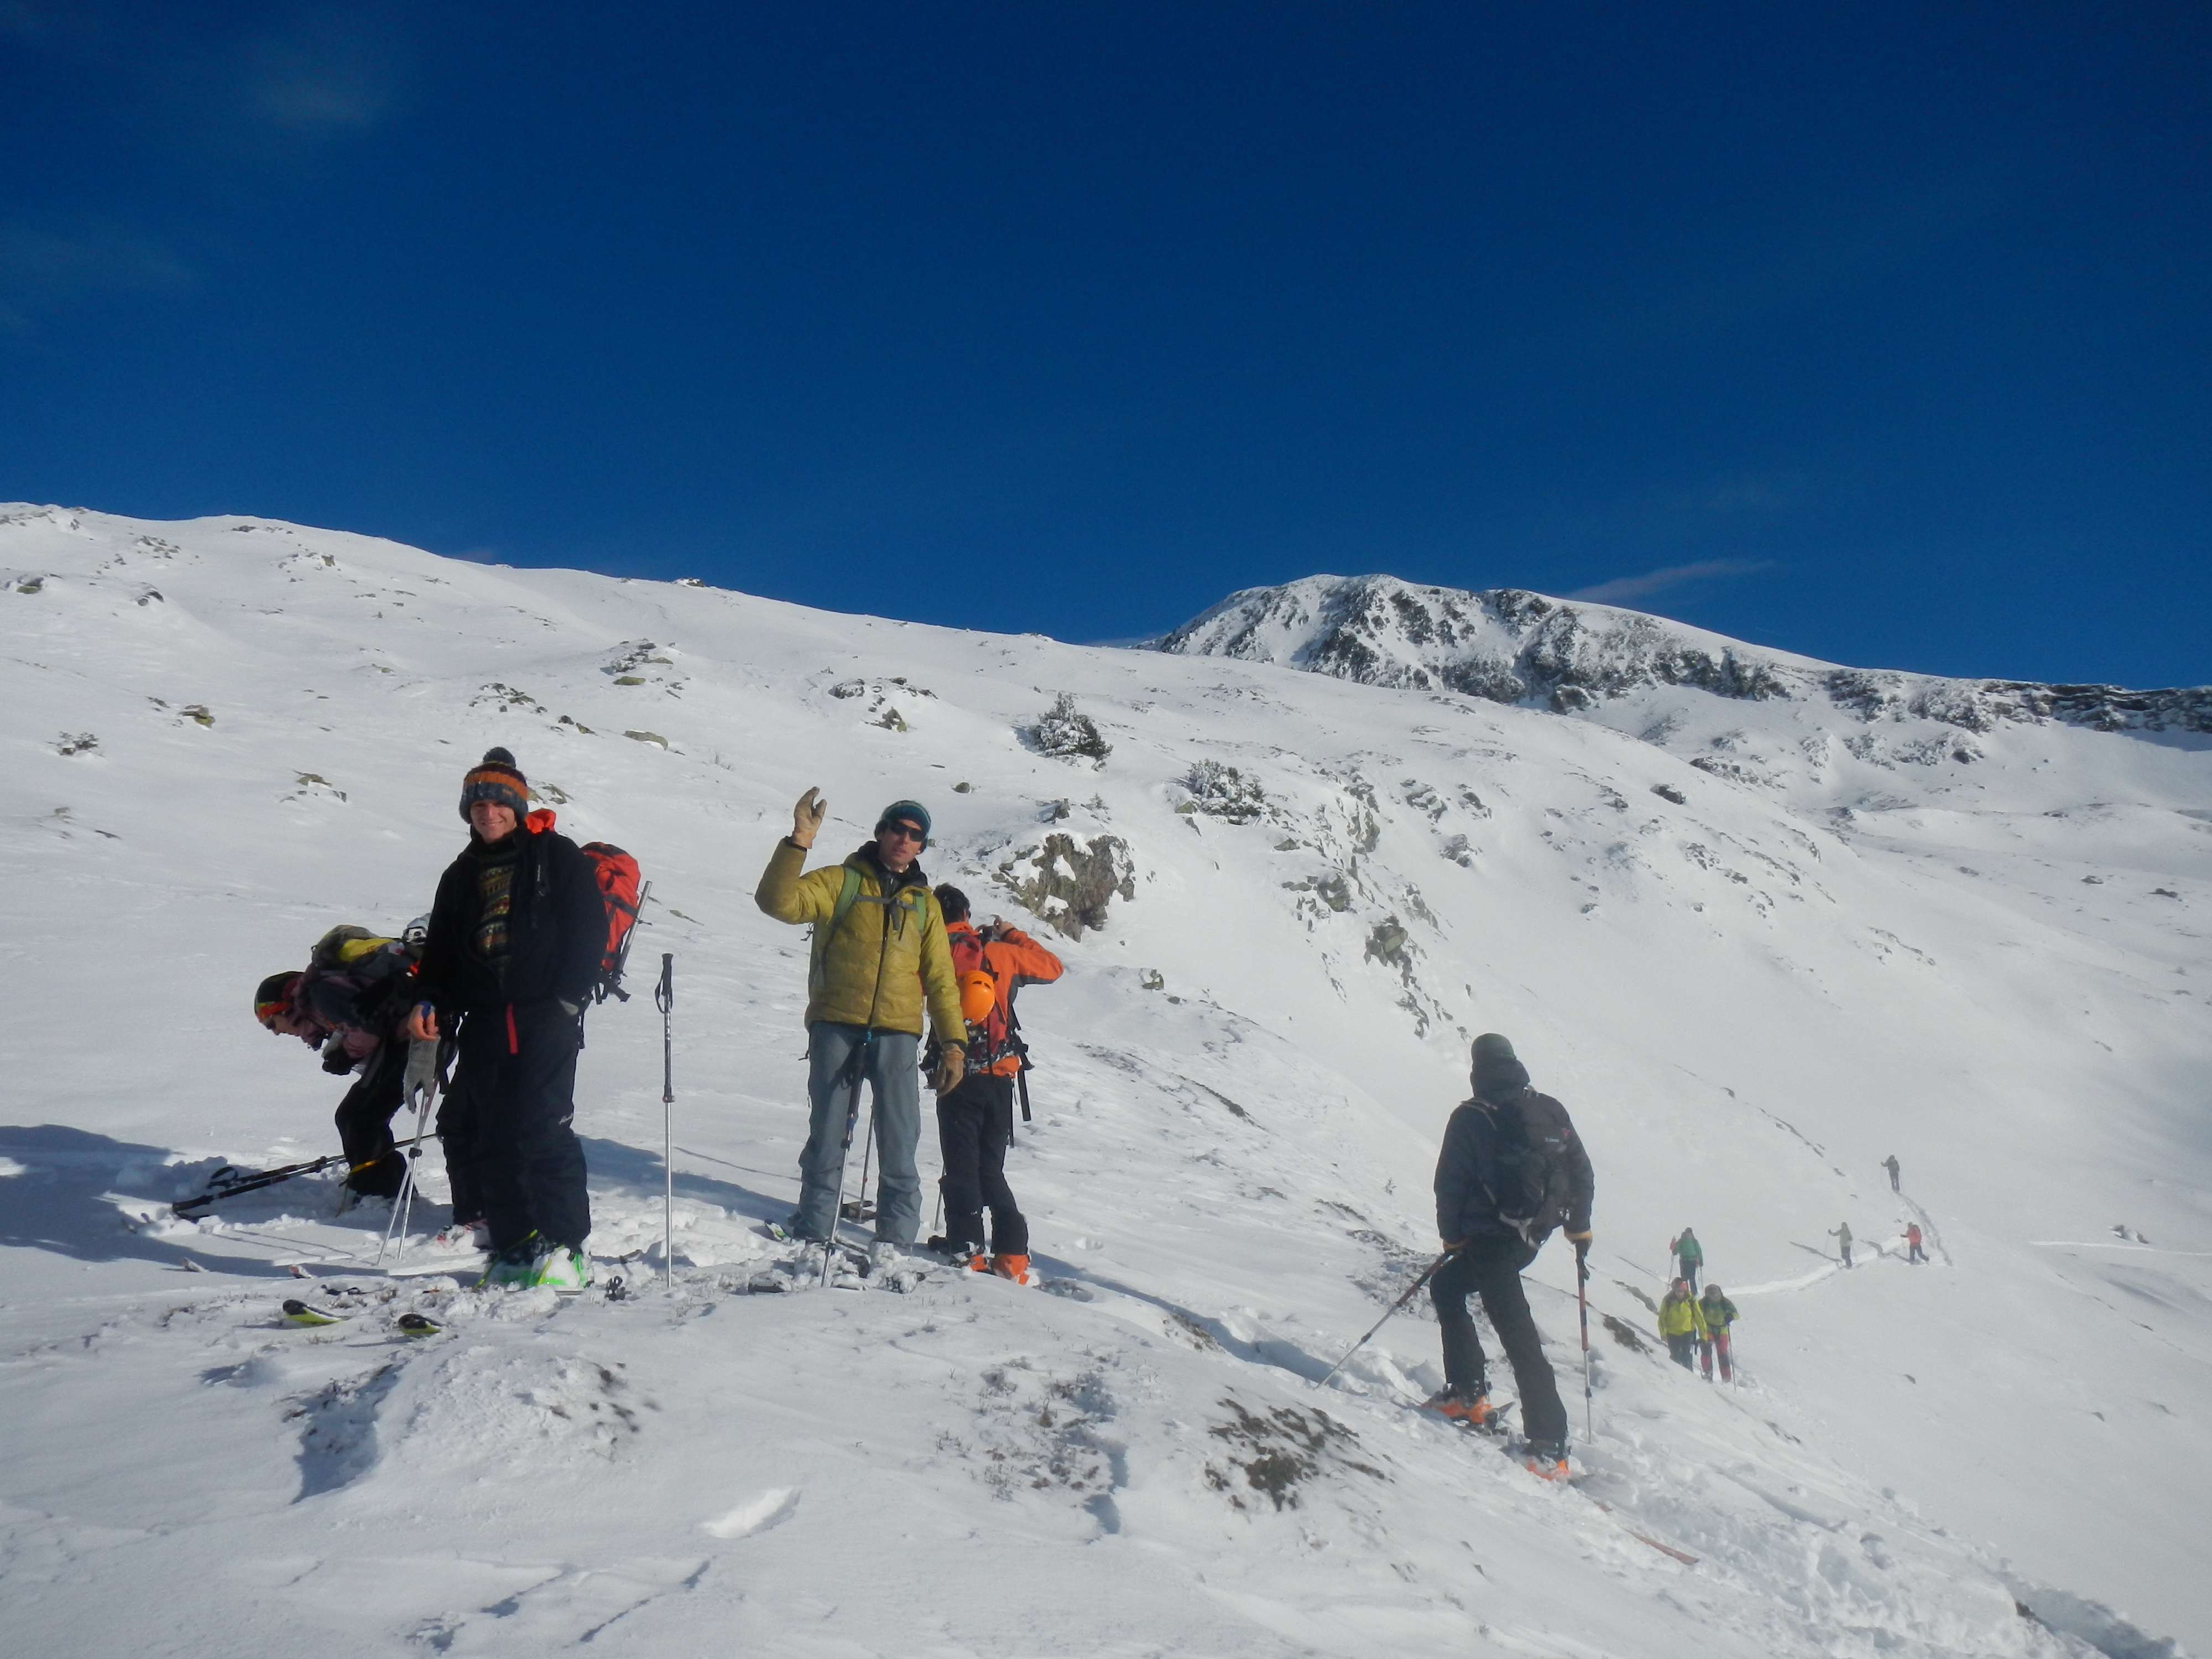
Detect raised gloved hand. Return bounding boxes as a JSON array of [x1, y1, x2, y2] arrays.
[[791, 786, 827, 850], [320, 1037, 355, 1076], [403, 1038, 440, 1115], [931, 1042, 967, 1095]]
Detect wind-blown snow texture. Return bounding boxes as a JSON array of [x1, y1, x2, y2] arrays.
[[2, 510, 2207, 1658]]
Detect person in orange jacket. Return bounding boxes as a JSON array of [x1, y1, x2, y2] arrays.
[[925, 886, 1062, 1284]]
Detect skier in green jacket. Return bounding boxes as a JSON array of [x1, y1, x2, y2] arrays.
[[1698, 1286, 1740, 1382], [1669, 1227, 1704, 1293]]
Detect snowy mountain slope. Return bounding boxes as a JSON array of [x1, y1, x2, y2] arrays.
[[2, 506, 2208, 1657], [1158, 572, 2212, 737]]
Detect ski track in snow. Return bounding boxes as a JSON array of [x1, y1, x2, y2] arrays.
[[1, 505, 2207, 1657]]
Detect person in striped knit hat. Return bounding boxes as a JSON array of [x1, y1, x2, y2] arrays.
[[409, 748, 606, 1291]]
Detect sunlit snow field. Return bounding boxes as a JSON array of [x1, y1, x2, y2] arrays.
[[2, 506, 2206, 1657]]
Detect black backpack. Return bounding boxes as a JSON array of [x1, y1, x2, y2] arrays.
[[1485, 1089, 1580, 1245]]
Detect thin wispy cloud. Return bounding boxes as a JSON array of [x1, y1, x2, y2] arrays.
[[246, 17, 400, 134], [0, 222, 193, 331], [1568, 558, 1775, 607]]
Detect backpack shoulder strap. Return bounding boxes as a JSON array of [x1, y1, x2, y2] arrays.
[[807, 865, 866, 996]]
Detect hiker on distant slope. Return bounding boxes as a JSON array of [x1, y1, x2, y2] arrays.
[[1698, 1285, 1739, 1381], [1658, 1279, 1707, 1369], [924, 886, 1062, 1284], [1829, 1221, 1854, 1268], [1883, 1154, 1901, 1193], [406, 749, 606, 1291], [756, 791, 967, 1264], [1426, 1033, 1595, 1481], [1906, 1222, 1926, 1265], [1670, 1226, 1704, 1294], [253, 926, 426, 1205]]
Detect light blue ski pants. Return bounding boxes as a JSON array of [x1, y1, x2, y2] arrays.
[[795, 1024, 922, 1244]]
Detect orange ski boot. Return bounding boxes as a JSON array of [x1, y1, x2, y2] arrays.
[[986, 1253, 1031, 1285], [1421, 1389, 1494, 1429], [1524, 1438, 1572, 1481]]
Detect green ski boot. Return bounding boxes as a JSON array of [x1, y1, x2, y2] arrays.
[[530, 1243, 593, 1294], [478, 1232, 541, 1289]]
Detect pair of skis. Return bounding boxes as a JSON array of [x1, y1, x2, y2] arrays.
[[281, 1297, 442, 1337]]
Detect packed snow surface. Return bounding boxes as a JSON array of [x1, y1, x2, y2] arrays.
[[2, 506, 2208, 1658]]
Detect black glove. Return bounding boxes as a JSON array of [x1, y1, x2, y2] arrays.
[[320, 1038, 355, 1075]]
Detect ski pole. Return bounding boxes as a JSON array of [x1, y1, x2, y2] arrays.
[[375, 1083, 436, 1266], [855, 1099, 875, 1221], [1578, 1248, 1593, 1442], [1316, 1248, 1457, 1390], [822, 1031, 873, 1287], [656, 953, 675, 1287]]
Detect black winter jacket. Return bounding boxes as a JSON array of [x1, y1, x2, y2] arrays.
[[1433, 1086, 1595, 1248], [417, 823, 604, 1016]]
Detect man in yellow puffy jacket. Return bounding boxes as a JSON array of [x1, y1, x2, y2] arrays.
[[757, 789, 968, 1254], [1657, 1278, 1708, 1370]]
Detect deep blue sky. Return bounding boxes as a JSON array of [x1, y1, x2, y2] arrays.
[[3, 4, 2206, 685]]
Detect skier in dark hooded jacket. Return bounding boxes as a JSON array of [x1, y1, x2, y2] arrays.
[[1426, 1033, 1595, 1479]]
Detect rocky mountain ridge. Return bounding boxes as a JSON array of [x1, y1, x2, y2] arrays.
[[1156, 573, 2211, 735]]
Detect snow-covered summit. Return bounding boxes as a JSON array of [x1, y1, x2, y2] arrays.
[[1158, 572, 2212, 734]]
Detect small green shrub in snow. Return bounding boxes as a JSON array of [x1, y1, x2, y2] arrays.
[[1182, 759, 1266, 822], [1031, 693, 1112, 764]]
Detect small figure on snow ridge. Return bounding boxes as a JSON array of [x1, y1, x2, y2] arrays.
[[1658, 1278, 1707, 1370], [1669, 1226, 1703, 1294], [1829, 1221, 1853, 1269], [1698, 1285, 1739, 1381]]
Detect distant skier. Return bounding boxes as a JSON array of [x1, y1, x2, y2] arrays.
[[925, 886, 1062, 1284], [407, 749, 607, 1291], [1658, 1279, 1707, 1369], [1669, 1227, 1704, 1294], [1883, 1155, 1901, 1192], [1426, 1033, 1595, 1482], [1829, 1221, 1854, 1267], [755, 791, 968, 1264], [253, 926, 429, 1204], [1698, 1285, 1739, 1381], [1906, 1222, 1926, 1265]]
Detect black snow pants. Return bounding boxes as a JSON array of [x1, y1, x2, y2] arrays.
[[435, 1062, 487, 1227], [333, 1041, 408, 1198], [458, 1000, 590, 1254], [1431, 1237, 1570, 1449], [936, 1073, 1027, 1255]]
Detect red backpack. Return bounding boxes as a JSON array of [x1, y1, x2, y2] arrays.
[[580, 842, 648, 1002]]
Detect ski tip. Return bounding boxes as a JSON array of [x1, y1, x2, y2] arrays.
[[288, 1262, 312, 1280], [281, 1298, 345, 1327], [397, 1313, 442, 1336], [179, 1256, 205, 1272]]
